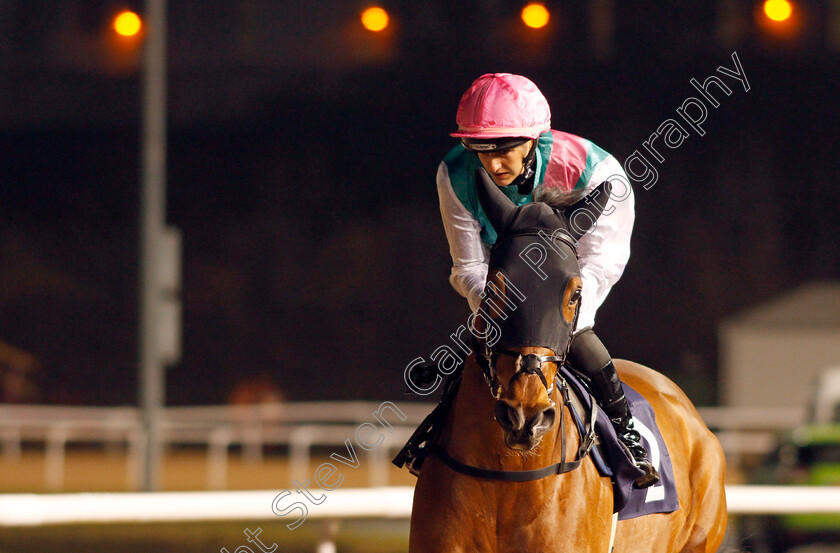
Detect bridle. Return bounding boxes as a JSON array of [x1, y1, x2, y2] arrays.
[[431, 329, 596, 483], [474, 340, 565, 404], [429, 350, 597, 481]]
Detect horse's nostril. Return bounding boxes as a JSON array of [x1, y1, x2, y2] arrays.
[[544, 406, 556, 426], [528, 406, 556, 438], [494, 400, 524, 432]]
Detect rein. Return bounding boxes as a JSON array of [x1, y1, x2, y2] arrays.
[[429, 374, 597, 481]]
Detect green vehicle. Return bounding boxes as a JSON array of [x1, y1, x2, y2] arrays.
[[743, 424, 840, 553]]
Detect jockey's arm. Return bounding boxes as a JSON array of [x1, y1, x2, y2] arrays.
[[436, 155, 636, 322], [437, 162, 487, 312], [574, 156, 636, 330]]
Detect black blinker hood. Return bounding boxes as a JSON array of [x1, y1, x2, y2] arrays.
[[473, 167, 612, 355]]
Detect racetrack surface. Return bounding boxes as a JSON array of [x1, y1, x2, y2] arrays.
[[0, 519, 411, 553]]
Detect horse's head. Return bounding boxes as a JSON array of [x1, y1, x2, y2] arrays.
[[473, 167, 611, 450]]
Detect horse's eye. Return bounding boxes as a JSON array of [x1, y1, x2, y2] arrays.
[[570, 289, 582, 303]]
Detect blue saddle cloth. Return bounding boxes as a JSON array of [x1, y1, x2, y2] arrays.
[[558, 365, 680, 520]]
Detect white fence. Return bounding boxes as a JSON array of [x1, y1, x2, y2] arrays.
[[1, 486, 839, 553], [4, 485, 840, 526], [0, 402, 807, 491], [0, 402, 431, 490]]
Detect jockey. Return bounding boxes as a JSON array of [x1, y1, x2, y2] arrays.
[[437, 73, 659, 488]]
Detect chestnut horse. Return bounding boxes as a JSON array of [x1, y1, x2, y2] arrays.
[[408, 170, 727, 553]]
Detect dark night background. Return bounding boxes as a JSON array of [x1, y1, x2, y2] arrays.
[[0, 1, 837, 407]]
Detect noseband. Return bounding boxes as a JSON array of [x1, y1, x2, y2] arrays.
[[474, 342, 565, 404]]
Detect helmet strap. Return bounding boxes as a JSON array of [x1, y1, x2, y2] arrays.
[[512, 141, 538, 195]]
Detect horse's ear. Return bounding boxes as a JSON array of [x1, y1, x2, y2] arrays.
[[474, 167, 517, 233], [563, 180, 613, 241]]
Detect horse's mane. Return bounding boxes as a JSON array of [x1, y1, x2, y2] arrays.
[[534, 185, 587, 208]]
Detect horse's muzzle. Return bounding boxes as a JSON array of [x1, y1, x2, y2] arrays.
[[494, 399, 556, 449]]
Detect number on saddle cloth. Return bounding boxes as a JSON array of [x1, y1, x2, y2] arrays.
[[560, 365, 680, 518]]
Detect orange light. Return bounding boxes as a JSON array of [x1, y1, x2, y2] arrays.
[[361, 6, 389, 32], [114, 11, 142, 37], [763, 0, 793, 22], [521, 3, 550, 29]]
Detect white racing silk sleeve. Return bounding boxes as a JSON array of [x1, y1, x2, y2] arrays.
[[436, 162, 488, 313], [575, 155, 635, 330]]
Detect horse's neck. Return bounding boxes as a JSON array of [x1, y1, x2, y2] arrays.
[[443, 359, 572, 471]]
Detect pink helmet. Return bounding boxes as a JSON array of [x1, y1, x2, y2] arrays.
[[451, 73, 551, 140]]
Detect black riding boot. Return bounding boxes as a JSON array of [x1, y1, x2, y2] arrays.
[[568, 328, 660, 489]]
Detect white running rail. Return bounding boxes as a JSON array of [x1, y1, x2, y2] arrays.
[[0, 485, 838, 527], [0, 402, 807, 490]]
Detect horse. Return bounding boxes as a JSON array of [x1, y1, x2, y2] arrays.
[[407, 169, 727, 553]]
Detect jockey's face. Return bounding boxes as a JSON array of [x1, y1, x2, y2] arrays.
[[476, 140, 533, 187]]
